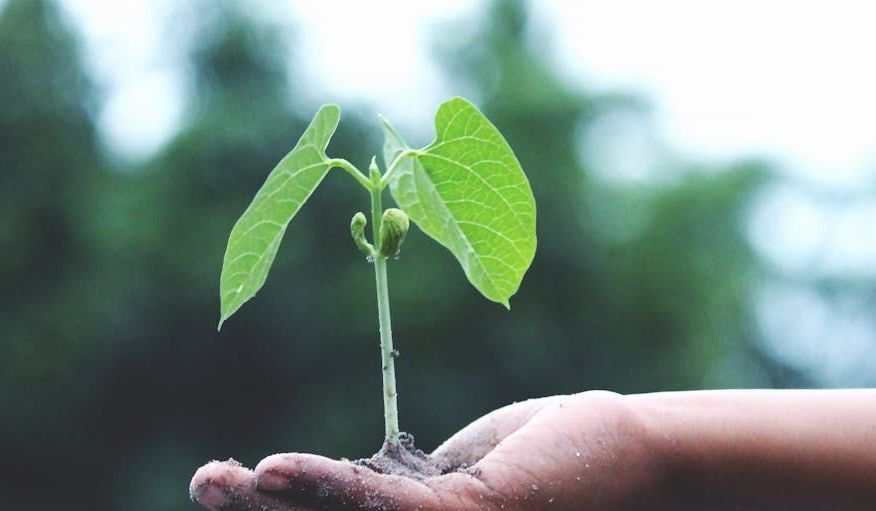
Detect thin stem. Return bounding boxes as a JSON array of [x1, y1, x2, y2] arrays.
[[378, 149, 420, 189], [370, 182, 400, 447], [329, 158, 373, 191]]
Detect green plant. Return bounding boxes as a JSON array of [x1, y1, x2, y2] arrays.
[[218, 97, 537, 451]]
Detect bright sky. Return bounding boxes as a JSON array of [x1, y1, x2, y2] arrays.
[[543, 1, 876, 190], [60, 0, 876, 189], [58, 0, 876, 383]]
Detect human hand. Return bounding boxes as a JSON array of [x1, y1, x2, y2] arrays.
[[190, 391, 667, 511]]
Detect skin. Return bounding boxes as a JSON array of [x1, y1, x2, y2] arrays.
[[191, 389, 876, 511]]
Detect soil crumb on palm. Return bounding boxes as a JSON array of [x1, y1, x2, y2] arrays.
[[353, 432, 450, 480]]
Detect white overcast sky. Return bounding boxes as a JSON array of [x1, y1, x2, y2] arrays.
[[52, 0, 876, 384], [58, 0, 876, 281], [57, 0, 876, 259], [59, 0, 876, 189]]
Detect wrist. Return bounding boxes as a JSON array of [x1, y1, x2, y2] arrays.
[[618, 393, 685, 509], [560, 391, 676, 510]]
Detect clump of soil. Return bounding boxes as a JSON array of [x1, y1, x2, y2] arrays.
[[353, 432, 451, 480]]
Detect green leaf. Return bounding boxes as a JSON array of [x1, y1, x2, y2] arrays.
[[385, 97, 536, 307], [219, 104, 341, 329], [380, 113, 408, 170]]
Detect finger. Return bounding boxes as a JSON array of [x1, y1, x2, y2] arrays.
[[255, 453, 449, 511], [431, 396, 559, 470], [191, 459, 311, 511]]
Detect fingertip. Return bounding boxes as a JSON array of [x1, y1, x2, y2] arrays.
[[254, 453, 302, 491], [254, 453, 345, 492], [190, 459, 252, 510]]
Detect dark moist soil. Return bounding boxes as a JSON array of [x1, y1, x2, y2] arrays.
[[353, 432, 456, 480]]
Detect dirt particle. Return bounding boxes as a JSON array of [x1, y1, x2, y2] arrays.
[[464, 466, 483, 478]]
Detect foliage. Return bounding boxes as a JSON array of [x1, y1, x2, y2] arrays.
[[384, 98, 536, 307], [221, 97, 536, 329], [219, 105, 341, 327]]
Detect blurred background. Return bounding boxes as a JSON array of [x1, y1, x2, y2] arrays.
[[2, 0, 875, 509]]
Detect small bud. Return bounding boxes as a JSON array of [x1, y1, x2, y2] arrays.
[[369, 155, 381, 182], [378, 208, 409, 258], [350, 212, 374, 258]]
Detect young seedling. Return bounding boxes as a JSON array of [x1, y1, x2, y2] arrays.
[[218, 97, 536, 470]]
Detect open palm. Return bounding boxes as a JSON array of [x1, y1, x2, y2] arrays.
[[191, 391, 665, 511]]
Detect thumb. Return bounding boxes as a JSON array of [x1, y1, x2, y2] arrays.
[[431, 396, 557, 470]]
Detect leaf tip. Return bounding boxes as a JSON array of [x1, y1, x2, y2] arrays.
[[217, 317, 226, 332], [442, 96, 477, 110], [316, 103, 342, 129], [378, 114, 396, 133]]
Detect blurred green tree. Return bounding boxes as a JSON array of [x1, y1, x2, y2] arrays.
[[0, 0, 110, 508], [0, 1, 788, 510]]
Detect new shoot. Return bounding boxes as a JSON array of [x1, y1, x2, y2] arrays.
[[217, 98, 537, 453]]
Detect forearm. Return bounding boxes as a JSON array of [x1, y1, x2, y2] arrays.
[[629, 389, 876, 510]]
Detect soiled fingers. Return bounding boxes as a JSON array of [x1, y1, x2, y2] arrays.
[[254, 453, 486, 511], [191, 459, 310, 511]]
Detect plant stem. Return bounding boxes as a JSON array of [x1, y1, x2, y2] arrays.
[[370, 183, 400, 448], [378, 148, 420, 188], [330, 158, 373, 190]]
